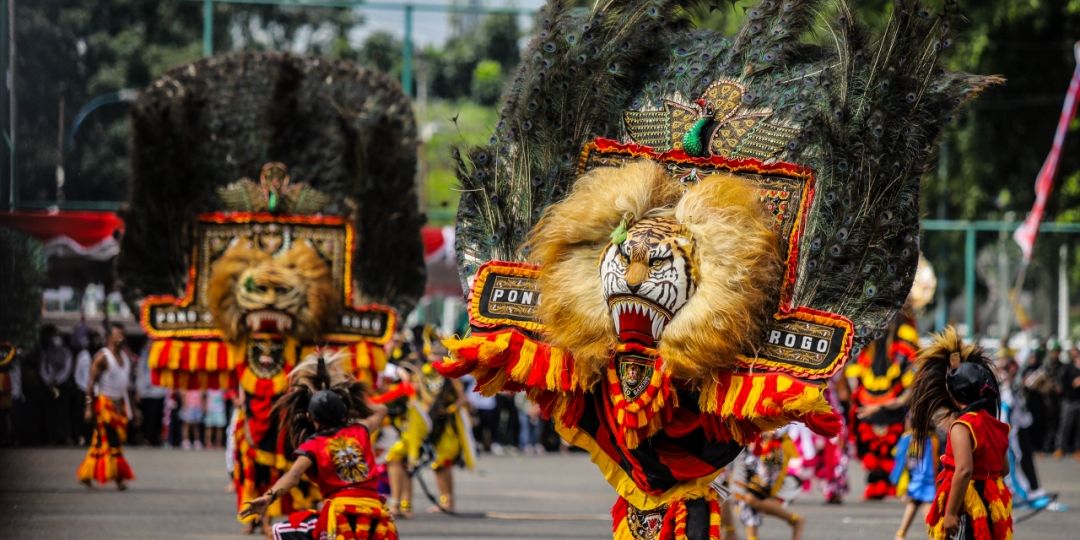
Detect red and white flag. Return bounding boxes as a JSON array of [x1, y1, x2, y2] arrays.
[[1014, 42, 1080, 261]]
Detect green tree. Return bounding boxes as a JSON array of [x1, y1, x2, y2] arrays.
[[6, 1, 363, 206], [471, 59, 504, 105], [0, 228, 44, 350], [357, 31, 403, 81], [430, 33, 480, 100], [430, 12, 520, 100], [477, 13, 520, 71]]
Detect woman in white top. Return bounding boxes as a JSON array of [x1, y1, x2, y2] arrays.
[[76, 323, 135, 490]]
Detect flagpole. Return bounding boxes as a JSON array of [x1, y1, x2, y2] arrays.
[[1010, 42, 1080, 329]]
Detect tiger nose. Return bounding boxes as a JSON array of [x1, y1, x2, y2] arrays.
[[625, 261, 649, 291]]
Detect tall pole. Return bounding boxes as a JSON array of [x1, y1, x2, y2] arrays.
[[7, 0, 14, 211], [1, 0, 7, 210], [56, 97, 64, 202], [1060, 243, 1070, 340], [935, 141, 948, 332], [965, 224, 976, 340], [203, 0, 214, 56], [402, 4, 414, 95], [997, 221, 1009, 337]]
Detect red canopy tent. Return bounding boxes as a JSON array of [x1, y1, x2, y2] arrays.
[[0, 210, 124, 260], [0, 210, 461, 296], [421, 225, 462, 297]]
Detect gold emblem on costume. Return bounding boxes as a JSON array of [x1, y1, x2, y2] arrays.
[[617, 354, 654, 400], [623, 80, 798, 159], [327, 435, 369, 483], [217, 162, 332, 214], [246, 339, 287, 379], [626, 504, 667, 540]]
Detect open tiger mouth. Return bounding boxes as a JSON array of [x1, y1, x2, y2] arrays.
[[608, 294, 673, 346], [245, 309, 294, 334]]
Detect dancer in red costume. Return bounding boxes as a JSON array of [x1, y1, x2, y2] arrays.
[[241, 353, 395, 540], [908, 328, 1011, 540]]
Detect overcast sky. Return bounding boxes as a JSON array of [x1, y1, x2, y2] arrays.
[[349, 0, 545, 48]]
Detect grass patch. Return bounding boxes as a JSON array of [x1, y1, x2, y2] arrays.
[[418, 100, 498, 225]]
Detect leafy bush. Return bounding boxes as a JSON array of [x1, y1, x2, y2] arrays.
[[471, 60, 503, 106]]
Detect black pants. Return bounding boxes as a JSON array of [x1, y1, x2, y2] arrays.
[[140, 397, 165, 446], [44, 387, 72, 445], [69, 387, 91, 444], [1057, 400, 1080, 454], [1015, 425, 1040, 491], [167, 400, 183, 447], [474, 408, 498, 451], [495, 394, 519, 447]]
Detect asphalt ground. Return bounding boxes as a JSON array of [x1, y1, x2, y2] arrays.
[[1, 447, 1078, 539]]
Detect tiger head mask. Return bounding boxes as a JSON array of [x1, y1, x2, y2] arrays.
[[207, 239, 339, 344], [529, 161, 782, 385], [601, 215, 695, 347]]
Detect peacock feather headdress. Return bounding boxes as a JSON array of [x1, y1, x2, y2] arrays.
[[453, 0, 999, 375], [438, 3, 997, 532], [120, 51, 425, 314], [124, 52, 416, 392]]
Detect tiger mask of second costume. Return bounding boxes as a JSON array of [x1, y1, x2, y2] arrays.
[[528, 160, 782, 385], [207, 240, 339, 344]]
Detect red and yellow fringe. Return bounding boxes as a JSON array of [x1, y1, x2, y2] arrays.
[[439, 328, 590, 429], [927, 475, 1012, 540], [148, 339, 236, 389], [439, 328, 582, 393], [698, 371, 841, 444], [149, 337, 385, 392]]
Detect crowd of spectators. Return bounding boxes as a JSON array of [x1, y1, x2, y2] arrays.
[[0, 322, 563, 455], [1008, 338, 1080, 458], [0, 320, 237, 450]]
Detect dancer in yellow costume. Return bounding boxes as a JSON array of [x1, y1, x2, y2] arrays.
[[383, 336, 475, 517]]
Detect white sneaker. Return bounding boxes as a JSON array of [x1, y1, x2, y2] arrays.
[[491, 443, 504, 456], [181, 440, 192, 450], [194, 440, 204, 450]]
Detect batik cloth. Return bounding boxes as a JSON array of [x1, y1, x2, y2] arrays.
[[76, 395, 135, 484]]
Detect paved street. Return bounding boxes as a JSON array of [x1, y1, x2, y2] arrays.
[[1, 447, 1078, 539]]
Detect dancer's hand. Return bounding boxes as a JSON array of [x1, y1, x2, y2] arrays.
[[238, 495, 271, 520], [856, 404, 881, 419], [942, 513, 960, 537]]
